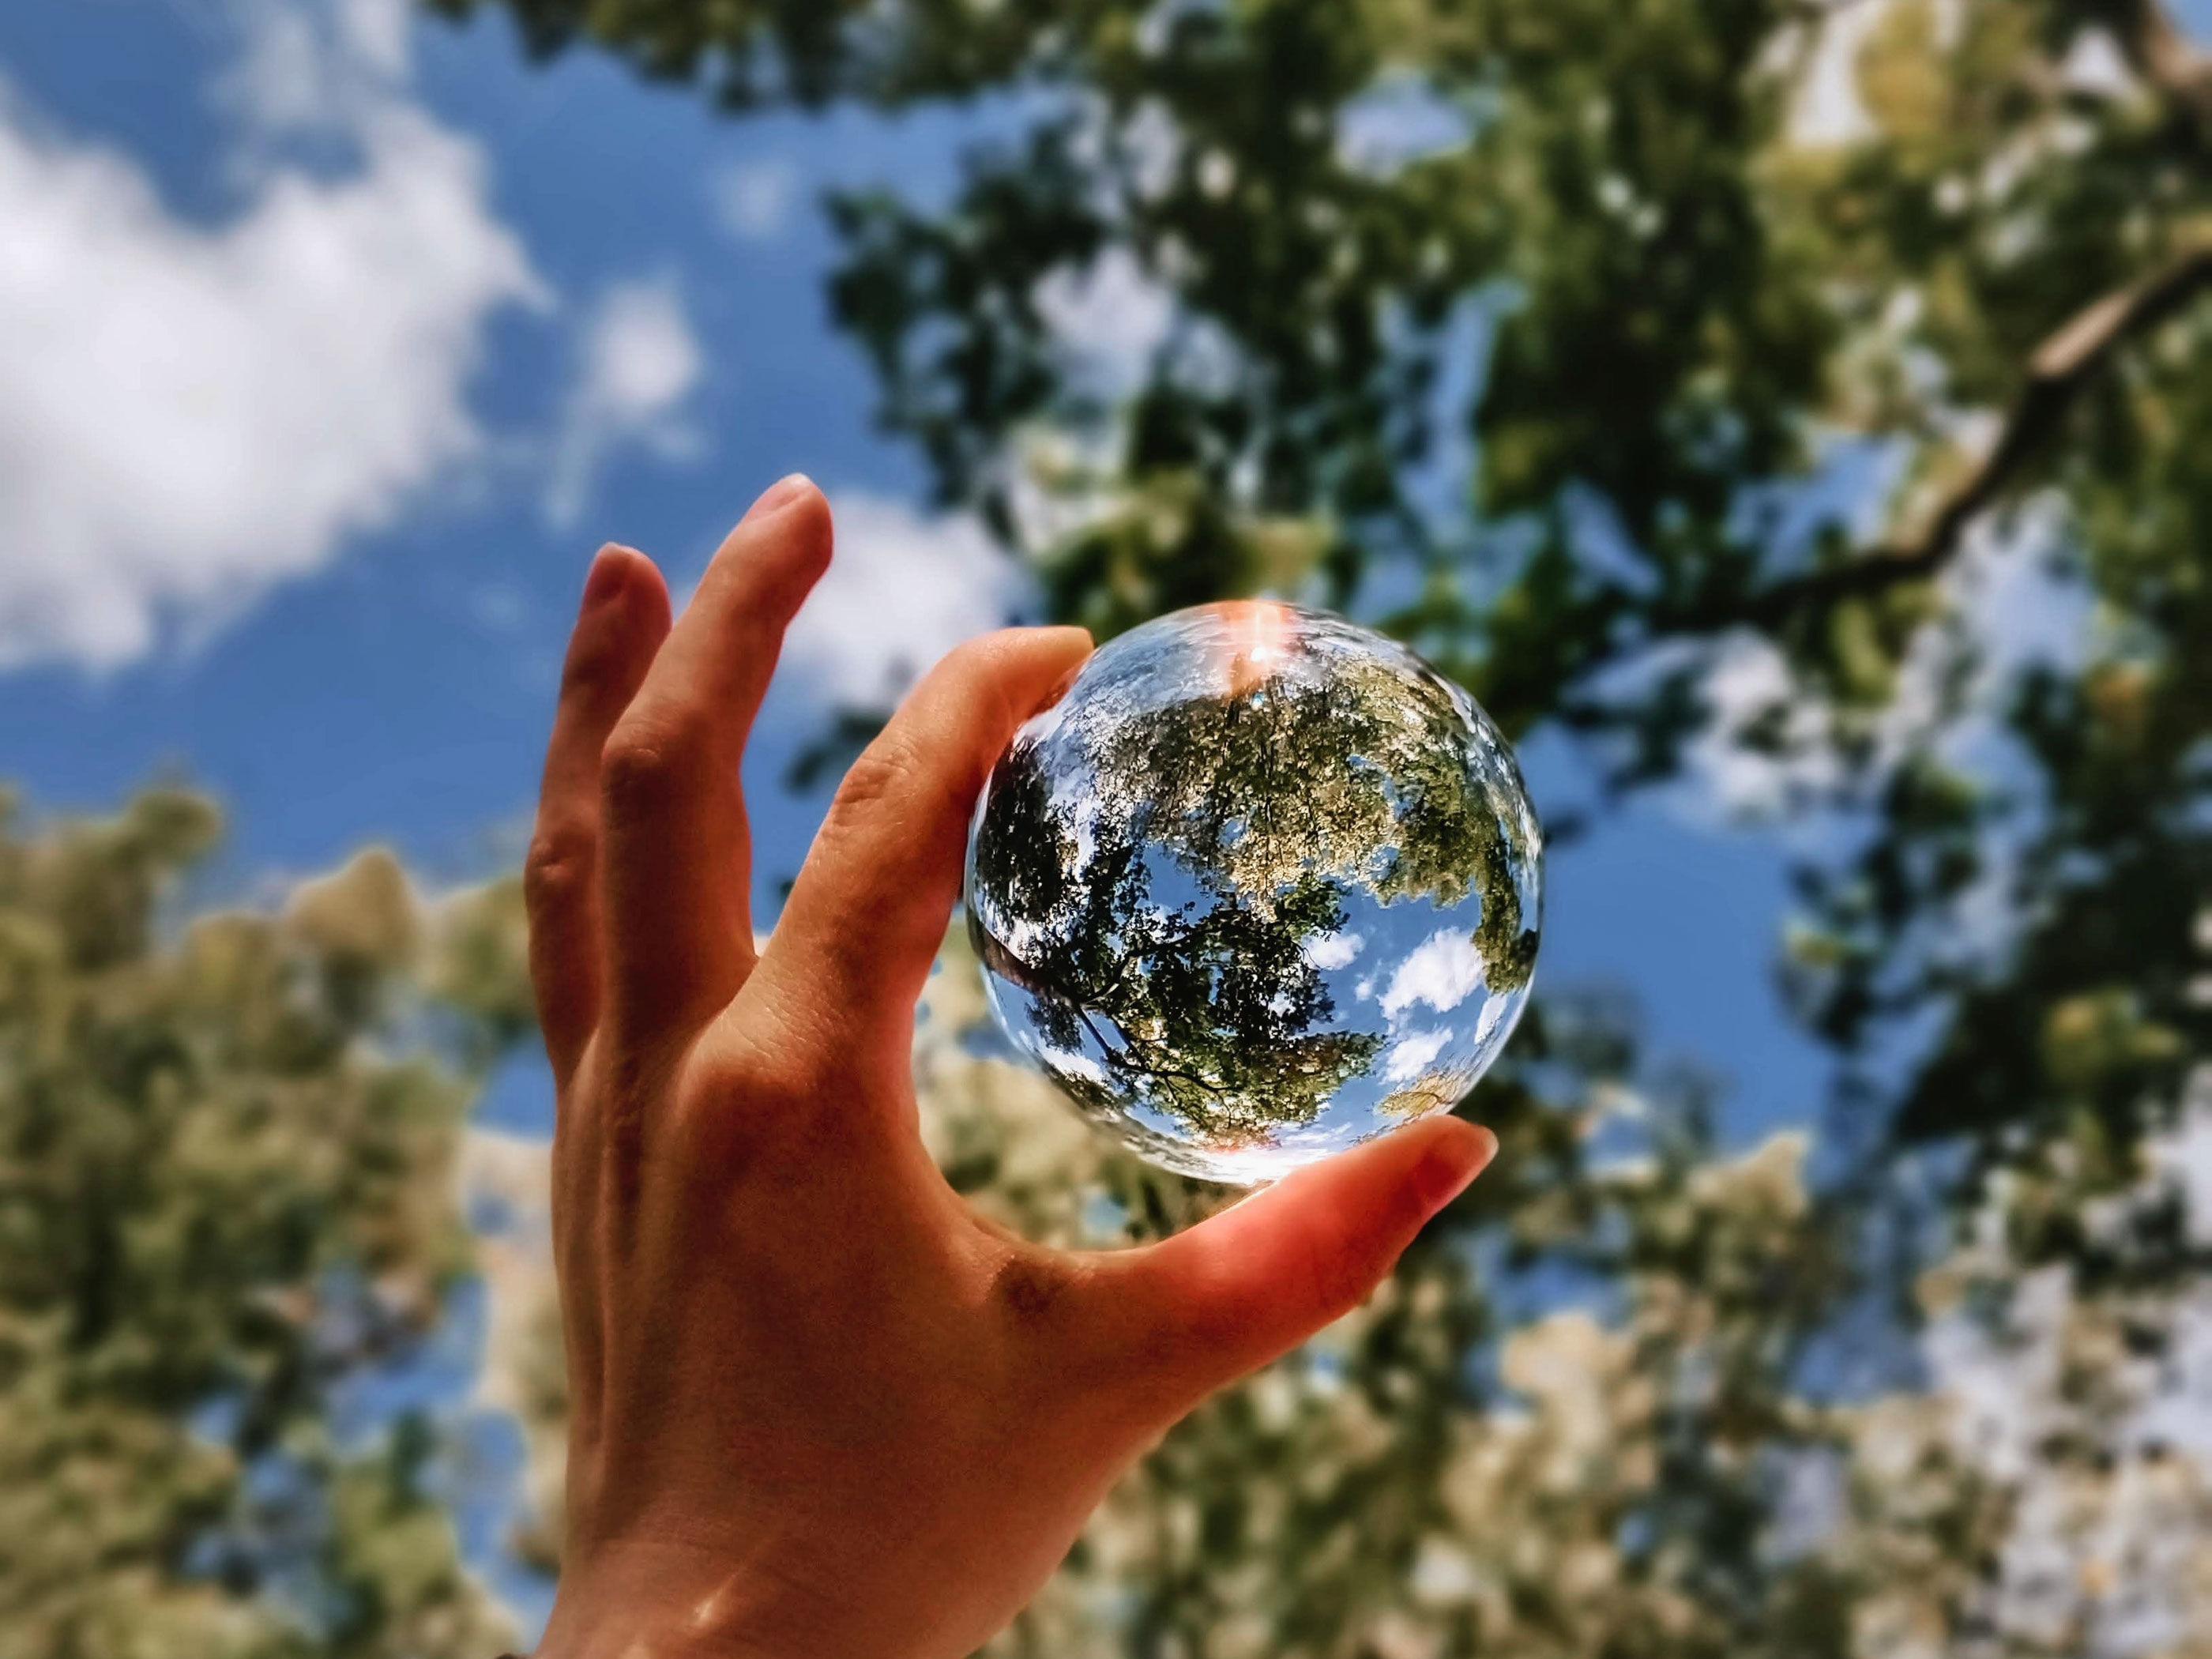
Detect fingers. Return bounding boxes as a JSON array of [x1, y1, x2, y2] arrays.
[[1102, 1117, 1496, 1412], [599, 476, 832, 1045], [525, 545, 672, 1085], [757, 626, 1093, 1074]]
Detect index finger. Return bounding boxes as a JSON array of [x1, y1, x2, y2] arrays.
[[754, 626, 1093, 1082]]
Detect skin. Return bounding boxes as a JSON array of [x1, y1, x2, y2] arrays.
[[526, 474, 1499, 1659]]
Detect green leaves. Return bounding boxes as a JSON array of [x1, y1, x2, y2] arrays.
[[404, 0, 2212, 1644], [0, 796, 519, 1658]]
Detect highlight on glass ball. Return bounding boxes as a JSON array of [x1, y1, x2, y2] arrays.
[[962, 600, 1544, 1185]]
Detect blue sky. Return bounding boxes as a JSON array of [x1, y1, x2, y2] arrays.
[[0, 0, 1834, 1143]]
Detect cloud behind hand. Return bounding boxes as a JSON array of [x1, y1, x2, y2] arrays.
[[0, 2, 540, 672], [544, 276, 705, 529]]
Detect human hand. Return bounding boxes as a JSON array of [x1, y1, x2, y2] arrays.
[[525, 476, 1498, 1658]]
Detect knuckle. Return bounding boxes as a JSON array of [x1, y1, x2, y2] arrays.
[[599, 714, 700, 820], [523, 825, 593, 916], [1158, 1273, 1242, 1363], [942, 636, 1025, 718], [940, 630, 1007, 678], [837, 735, 919, 811], [667, 1026, 816, 1151], [822, 732, 926, 836], [559, 628, 626, 699], [989, 1248, 1082, 1333], [709, 1040, 812, 1119], [1085, 1269, 1224, 1417]]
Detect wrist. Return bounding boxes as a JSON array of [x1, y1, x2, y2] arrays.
[[533, 1540, 801, 1659], [538, 1526, 973, 1659]]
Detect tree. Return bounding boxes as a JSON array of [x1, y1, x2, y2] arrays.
[[432, 0, 2212, 1190], [137, 0, 2212, 1646], [0, 789, 530, 1657]]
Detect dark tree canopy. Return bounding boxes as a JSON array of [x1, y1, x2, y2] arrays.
[[163, 0, 2212, 1646], [438, 0, 2212, 1194]]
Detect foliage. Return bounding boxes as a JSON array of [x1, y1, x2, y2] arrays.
[[0, 792, 527, 1658], [24, 790, 2212, 1654], [437, 0, 2212, 1179], [423, 0, 2212, 1646], [23, 0, 2212, 1648]]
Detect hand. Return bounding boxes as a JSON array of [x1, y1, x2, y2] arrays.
[[524, 476, 1498, 1658]]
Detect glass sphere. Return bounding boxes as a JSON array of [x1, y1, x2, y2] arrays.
[[963, 600, 1543, 1185]]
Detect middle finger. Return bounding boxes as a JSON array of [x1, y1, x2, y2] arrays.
[[597, 476, 831, 1051]]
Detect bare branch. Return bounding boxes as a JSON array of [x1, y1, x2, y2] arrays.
[[1698, 241, 2212, 630], [1649, 2, 2212, 635]]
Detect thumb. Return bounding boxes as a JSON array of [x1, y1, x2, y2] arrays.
[[1097, 1116, 1496, 1415]]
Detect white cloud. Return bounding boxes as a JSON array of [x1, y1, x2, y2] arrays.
[[1382, 1026, 1454, 1083], [1304, 928, 1366, 972], [1789, 0, 1890, 147], [545, 277, 705, 528], [781, 494, 1029, 706], [1680, 500, 2090, 827], [1379, 928, 1488, 1021], [222, 0, 409, 128], [709, 155, 799, 242], [1677, 630, 1845, 821], [338, 0, 412, 77], [1119, 98, 1183, 203], [1035, 246, 1176, 395], [2060, 27, 2139, 98], [1471, 990, 1513, 1051], [0, 2, 542, 671]]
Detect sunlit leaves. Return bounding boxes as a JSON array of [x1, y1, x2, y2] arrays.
[[0, 796, 518, 1658]]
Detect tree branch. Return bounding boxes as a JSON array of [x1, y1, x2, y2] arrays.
[[2107, 0, 2212, 132], [1693, 241, 2212, 630]]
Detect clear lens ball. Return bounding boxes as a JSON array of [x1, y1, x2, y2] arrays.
[[963, 600, 1543, 1185]]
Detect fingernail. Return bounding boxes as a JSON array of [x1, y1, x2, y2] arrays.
[[1413, 1122, 1497, 1213], [745, 472, 815, 521], [579, 544, 633, 612]]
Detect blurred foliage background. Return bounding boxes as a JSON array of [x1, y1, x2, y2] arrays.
[[9, 0, 2212, 1651]]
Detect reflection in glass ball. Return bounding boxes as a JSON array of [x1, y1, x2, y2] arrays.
[[964, 600, 1543, 1185]]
